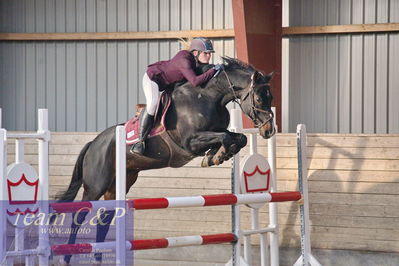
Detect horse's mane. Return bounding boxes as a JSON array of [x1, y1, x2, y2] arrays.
[[222, 56, 256, 73]]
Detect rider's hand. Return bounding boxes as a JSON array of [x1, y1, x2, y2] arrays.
[[213, 64, 225, 72]]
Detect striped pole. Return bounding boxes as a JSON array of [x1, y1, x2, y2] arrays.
[[131, 192, 301, 209], [52, 233, 236, 256], [50, 192, 301, 213]]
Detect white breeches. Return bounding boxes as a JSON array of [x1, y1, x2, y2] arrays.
[[142, 73, 162, 116]]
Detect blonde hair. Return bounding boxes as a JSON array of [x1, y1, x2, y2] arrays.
[[178, 37, 193, 51]]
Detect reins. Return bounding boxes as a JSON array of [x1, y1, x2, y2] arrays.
[[221, 70, 241, 106], [218, 70, 274, 128]]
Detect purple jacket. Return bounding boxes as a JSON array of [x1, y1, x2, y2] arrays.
[[146, 50, 216, 91]]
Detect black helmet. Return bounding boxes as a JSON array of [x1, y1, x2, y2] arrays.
[[190, 37, 215, 53]]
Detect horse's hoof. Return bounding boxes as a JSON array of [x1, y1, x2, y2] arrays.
[[201, 155, 214, 167], [92, 259, 102, 265], [212, 156, 225, 166], [212, 146, 226, 166]]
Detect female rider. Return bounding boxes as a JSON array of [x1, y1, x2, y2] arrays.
[[131, 37, 224, 155]]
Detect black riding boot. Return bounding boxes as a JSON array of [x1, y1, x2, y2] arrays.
[[130, 111, 154, 155]]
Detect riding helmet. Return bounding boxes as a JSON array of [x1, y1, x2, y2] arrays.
[[190, 37, 215, 53]]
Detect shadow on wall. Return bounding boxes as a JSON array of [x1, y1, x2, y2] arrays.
[[280, 134, 399, 265]]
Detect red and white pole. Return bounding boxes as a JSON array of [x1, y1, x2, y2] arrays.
[[50, 192, 301, 213], [51, 233, 237, 256], [130, 192, 300, 210]]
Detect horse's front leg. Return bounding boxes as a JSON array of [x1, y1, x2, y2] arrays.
[[185, 131, 247, 167], [208, 131, 247, 166], [201, 146, 221, 167], [220, 131, 248, 160]]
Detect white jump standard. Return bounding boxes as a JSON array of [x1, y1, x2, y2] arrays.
[[0, 109, 50, 266]]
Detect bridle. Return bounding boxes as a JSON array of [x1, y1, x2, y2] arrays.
[[219, 70, 274, 128]]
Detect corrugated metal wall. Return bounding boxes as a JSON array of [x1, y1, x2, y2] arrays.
[[0, 0, 234, 132], [287, 0, 399, 133]]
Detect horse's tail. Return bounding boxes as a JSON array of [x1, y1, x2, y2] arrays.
[[55, 141, 92, 202]]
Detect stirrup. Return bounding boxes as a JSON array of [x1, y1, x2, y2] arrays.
[[131, 141, 145, 155]]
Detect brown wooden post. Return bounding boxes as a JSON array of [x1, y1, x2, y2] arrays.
[[232, 0, 282, 130]]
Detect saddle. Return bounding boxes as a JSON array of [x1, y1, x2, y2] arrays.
[[125, 92, 172, 145]]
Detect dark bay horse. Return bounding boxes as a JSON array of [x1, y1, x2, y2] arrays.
[[56, 57, 275, 264]]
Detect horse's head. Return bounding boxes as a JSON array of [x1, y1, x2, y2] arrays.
[[220, 57, 275, 139], [240, 71, 275, 138]]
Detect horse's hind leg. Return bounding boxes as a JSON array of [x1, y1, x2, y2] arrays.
[[62, 186, 110, 265], [94, 210, 116, 262], [62, 210, 90, 265], [93, 191, 116, 263], [62, 189, 94, 265], [93, 172, 139, 263]]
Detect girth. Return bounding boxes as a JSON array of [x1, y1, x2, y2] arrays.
[[160, 131, 195, 168]]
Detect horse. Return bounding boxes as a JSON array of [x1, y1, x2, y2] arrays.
[[55, 57, 275, 264]]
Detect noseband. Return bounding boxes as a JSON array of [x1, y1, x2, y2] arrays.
[[221, 70, 274, 128]]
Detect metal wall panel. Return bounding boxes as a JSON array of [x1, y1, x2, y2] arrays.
[[290, 0, 399, 26], [389, 0, 399, 133], [287, 0, 399, 133], [0, 0, 235, 131]]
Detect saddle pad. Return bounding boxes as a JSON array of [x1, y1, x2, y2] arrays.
[[125, 93, 171, 145]]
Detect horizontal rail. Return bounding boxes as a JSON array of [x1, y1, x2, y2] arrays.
[[236, 128, 258, 134], [0, 29, 235, 41], [242, 226, 277, 236], [50, 192, 302, 213], [51, 233, 236, 255], [7, 132, 48, 139], [282, 23, 399, 36], [5, 248, 45, 257]]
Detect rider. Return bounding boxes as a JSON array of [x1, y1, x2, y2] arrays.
[[131, 37, 225, 155]]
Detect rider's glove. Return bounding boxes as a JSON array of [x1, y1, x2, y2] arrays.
[[213, 64, 225, 72]]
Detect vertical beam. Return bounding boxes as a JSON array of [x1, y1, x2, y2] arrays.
[[296, 124, 310, 265], [38, 109, 49, 266], [15, 140, 24, 163], [115, 126, 127, 265], [232, 0, 283, 130], [282, 0, 290, 133], [15, 134, 26, 264], [230, 109, 242, 266], [294, 124, 322, 266], [232, 154, 241, 266], [249, 133, 257, 155], [0, 129, 6, 264], [268, 130, 279, 266]]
